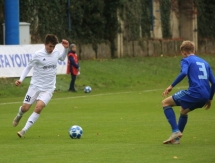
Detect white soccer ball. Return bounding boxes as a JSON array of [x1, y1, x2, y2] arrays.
[[84, 86, 92, 93], [69, 125, 83, 139]]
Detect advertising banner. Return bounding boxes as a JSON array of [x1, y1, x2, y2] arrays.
[[0, 44, 67, 78]]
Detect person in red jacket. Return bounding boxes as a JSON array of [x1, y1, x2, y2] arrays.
[[67, 44, 79, 92]]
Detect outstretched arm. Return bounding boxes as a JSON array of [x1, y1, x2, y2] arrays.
[[58, 39, 69, 61], [15, 54, 36, 86], [162, 60, 188, 97], [171, 72, 187, 87], [15, 64, 33, 86], [162, 73, 186, 96]]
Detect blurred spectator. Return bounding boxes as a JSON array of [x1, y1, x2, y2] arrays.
[[67, 44, 80, 92]]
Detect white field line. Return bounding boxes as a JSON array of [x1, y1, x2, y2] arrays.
[[0, 86, 187, 106]]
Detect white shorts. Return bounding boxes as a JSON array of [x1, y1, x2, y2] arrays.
[[23, 86, 53, 106]]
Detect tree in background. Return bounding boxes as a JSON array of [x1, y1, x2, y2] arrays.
[[0, 0, 215, 45]]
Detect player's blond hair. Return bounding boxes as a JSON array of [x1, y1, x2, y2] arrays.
[[180, 41, 195, 54]]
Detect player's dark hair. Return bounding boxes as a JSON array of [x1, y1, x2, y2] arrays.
[[180, 41, 195, 53], [44, 34, 59, 45]]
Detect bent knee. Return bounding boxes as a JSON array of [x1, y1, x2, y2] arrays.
[[161, 97, 175, 107], [180, 108, 190, 115], [34, 101, 45, 114], [34, 106, 43, 114], [22, 104, 31, 112], [161, 99, 168, 107]]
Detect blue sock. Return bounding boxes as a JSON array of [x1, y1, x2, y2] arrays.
[[178, 114, 188, 133], [163, 106, 179, 132]]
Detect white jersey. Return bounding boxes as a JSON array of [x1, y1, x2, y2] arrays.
[[19, 47, 68, 92]]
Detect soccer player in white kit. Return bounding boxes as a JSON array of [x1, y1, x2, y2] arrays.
[[13, 34, 69, 137]]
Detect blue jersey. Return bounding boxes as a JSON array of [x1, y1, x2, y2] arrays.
[[171, 55, 215, 100]]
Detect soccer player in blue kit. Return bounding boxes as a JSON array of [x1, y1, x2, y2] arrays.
[[162, 40, 215, 144]]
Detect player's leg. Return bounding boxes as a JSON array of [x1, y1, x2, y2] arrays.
[[177, 100, 206, 135], [13, 104, 31, 127], [17, 100, 45, 137], [170, 97, 207, 144], [171, 108, 190, 144], [178, 108, 190, 133], [13, 88, 38, 127], [17, 91, 52, 138], [162, 95, 182, 144], [162, 96, 181, 132], [171, 95, 206, 144]]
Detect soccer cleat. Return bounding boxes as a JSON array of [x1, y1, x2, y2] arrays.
[[171, 139, 180, 145], [164, 139, 180, 145], [17, 130, 26, 138], [13, 115, 22, 127], [163, 131, 182, 144]]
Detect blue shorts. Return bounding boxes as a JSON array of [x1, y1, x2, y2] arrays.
[[172, 90, 208, 111]]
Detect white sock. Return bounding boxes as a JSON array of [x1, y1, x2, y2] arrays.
[[23, 112, 40, 132], [18, 106, 24, 116]]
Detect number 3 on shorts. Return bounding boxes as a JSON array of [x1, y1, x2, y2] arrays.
[[196, 62, 208, 79], [25, 95, 31, 102]]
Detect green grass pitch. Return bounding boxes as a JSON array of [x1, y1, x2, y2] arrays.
[[0, 56, 215, 162]]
